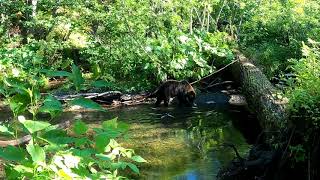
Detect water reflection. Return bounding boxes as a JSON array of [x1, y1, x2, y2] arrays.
[[57, 104, 250, 180], [0, 94, 251, 179]]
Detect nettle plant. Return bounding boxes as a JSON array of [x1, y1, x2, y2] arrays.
[[0, 67, 146, 179]]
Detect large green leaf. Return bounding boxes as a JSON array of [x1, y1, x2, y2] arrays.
[[18, 117, 51, 134], [73, 120, 88, 135], [0, 146, 26, 162], [26, 143, 46, 165], [39, 95, 63, 118], [127, 162, 140, 174], [70, 97, 106, 111], [95, 133, 111, 153]]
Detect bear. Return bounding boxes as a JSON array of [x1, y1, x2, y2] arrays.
[[148, 80, 196, 107]]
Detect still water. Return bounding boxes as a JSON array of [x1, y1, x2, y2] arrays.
[[61, 102, 250, 180], [0, 93, 251, 179]]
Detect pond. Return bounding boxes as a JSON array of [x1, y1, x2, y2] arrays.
[[59, 93, 252, 180]]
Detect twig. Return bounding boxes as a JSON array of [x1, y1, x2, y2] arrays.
[[190, 60, 238, 85], [223, 143, 244, 164], [206, 81, 234, 89], [280, 126, 296, 162]]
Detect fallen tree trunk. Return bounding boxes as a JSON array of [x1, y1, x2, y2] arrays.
[[230, 51, 288, 131], [217, 51, 292, 180]]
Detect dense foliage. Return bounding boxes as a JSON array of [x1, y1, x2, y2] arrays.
[[0, 0, 320, 178]]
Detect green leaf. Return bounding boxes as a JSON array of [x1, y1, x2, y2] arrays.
[[111, 162, 127, 170], [0, 146, 26, 162], [8, 93, 30, 115], [102, 118, 129, 132], [19, 118, 51, 134], [191, 56, 207, 67], [70, 97, 106, 111], [14, 165, 33, 174], [70, 148, 95, 157], [0, 125, 14, 136], [74, 137, 90, 147], [102, 117, 118, 130], [95, 153, 112, 161], [39, 95, 63, 118], [95, 133, 111, 153], [71, 64, 85, 91], [26, 143, 46, 165], [73, 120, 88, 135], [131, 155, 147, 163], [127, 163, 140, 174]]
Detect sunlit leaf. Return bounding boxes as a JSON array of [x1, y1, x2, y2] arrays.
[[102, 117, 118, 129], [102, 118, 129, 133], [26, 143, 46, 165], [0, 125, 14, 136], [18, 118, 51, 134], [58, 169, 73, 180], [70, 97, 106, 111], [13, 165, 33, 174], [131, 155, 147, 163]]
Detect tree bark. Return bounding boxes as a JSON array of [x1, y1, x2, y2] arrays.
[[230, 51, 288, 131]]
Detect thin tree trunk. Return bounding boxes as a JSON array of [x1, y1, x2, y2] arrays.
[[215, 0, 226, 31], [189, 8, 193, 34], [32, 0, 38, 17]]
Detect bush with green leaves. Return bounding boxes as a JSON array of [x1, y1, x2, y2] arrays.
[[239, 0, 320, 77], [287, 39, 320, 127], [0, 117, 146, 179], [0, 0, 238, 91], [0, 70, 146, 179]]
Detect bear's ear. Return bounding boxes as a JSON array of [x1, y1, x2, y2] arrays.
[[187, 91, 195, 100]]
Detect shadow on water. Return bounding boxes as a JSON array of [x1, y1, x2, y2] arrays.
[[59, 94, 251, 179]]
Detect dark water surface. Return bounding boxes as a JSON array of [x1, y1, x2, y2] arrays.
[[61, 102, 250, 179]]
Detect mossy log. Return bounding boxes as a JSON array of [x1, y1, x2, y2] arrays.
[[230, 51, 288, 131]]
